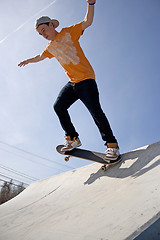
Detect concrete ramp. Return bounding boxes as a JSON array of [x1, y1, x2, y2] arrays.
[[0, 141, 160, 240]]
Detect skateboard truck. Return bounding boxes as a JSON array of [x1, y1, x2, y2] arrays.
[[101, 165, 107, 171], [64, 155, 71, 162]]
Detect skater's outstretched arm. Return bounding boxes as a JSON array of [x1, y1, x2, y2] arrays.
[[18, 54, 46, 67], [81, 0, 96, 31]]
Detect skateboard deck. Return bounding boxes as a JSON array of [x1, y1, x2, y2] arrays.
[[56, 145, 121, 171]]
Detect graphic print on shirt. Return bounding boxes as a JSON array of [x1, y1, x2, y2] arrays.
[[48, 33, 80, 66]]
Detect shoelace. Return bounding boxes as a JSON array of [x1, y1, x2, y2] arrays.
[[64, 140, 72, 147], [105, 148, 116, 155]]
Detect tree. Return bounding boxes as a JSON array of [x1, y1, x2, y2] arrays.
[[0, 180, 25, 205]]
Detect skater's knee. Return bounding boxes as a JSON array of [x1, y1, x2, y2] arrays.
[[53, 100, 65, 114], [53, 101, 60, 113]]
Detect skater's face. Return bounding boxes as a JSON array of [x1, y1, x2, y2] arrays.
[[37, 22, 58, 41]]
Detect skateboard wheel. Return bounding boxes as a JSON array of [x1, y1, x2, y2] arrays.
[[65, 156, 70, 162], [101, 165, 106, 171]]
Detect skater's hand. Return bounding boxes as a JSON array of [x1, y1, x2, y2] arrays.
[[86, 0, 96, 5], [18, 59, 29, 67], [18, 55, 46, 67]]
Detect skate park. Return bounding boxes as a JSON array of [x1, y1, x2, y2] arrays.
[[0, 141, 160, 240]]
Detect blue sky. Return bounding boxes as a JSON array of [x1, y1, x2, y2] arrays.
[[0, 0, 160, 185]]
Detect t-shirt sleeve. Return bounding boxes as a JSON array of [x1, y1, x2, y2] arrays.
[[42, 49, 54, 59], [66, 22, 84, 41], [42, 42, 54, 59]]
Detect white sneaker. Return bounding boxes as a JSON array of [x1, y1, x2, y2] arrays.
[[104, 143, 120, 161], [61, 136, 82, 152]]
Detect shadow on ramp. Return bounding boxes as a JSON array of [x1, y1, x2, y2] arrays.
[[84, 142, 160, 185]]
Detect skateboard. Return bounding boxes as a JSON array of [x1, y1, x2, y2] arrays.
[[56, 145, 122, 171]]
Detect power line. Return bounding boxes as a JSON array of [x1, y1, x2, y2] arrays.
[[0, 178, 27, 188], [0, 147, 66, 173], [0, 141, 74, 170], [0, 163, 38, 182], [0, 173, 29, 186]]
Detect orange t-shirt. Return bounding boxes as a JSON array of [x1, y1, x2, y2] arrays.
[[42, 22, 95, 83]]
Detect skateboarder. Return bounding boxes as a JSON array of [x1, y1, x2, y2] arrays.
[[18, 0, 120, 161]]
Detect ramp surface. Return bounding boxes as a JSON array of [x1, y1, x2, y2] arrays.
[[0, 141, 160, 240]]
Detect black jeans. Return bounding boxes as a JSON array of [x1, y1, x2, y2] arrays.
[[54, 79, 117, 145]]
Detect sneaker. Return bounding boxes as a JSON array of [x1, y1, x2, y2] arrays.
[[104, 143, 120, 161], [61, 136, 82, 152]]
